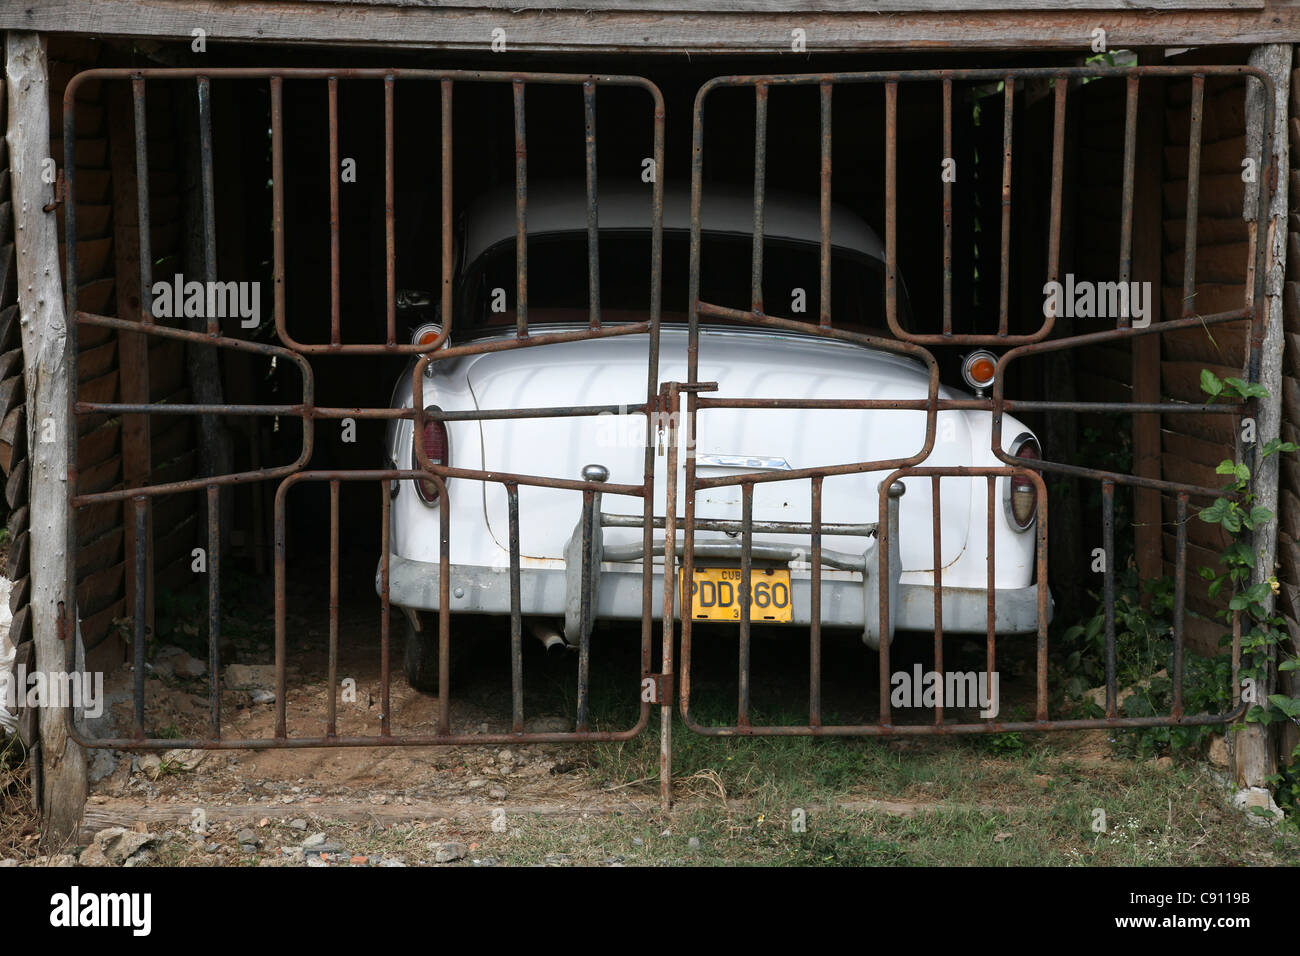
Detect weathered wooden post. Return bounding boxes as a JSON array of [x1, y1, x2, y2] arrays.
[[5, 31, 85, 842], [1233, 43, 1292, 795]]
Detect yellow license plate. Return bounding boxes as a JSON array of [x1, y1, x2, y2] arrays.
[[679, 567, 793, 623]]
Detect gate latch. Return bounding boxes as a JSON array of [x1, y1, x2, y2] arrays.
[[641, 673, 673, 704], [43, 169, 66, 212]]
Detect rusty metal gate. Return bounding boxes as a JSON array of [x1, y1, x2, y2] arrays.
[[56, 63, 1272, 806]]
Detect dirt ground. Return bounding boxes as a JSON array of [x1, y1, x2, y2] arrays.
[[3, 569, 1295, 867]]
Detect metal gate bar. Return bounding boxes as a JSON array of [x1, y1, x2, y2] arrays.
[[49, 63, 1269, 814], [679, 65, 1266, 741], [60, 67, 666, 749], [691, 65, 1271, 346]]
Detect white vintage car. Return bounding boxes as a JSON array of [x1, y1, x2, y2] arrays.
[[381, 182, 1048, 689]]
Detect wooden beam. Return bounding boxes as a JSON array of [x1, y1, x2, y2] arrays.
[[2, 3, 1300, 53], [5, 31, 86, 844], [1233, 42, 1290, 792], [130, 0, 1270, 9]]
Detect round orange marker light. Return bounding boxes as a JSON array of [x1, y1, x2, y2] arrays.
[[961, 350, 998, 393], [412, 323, 443, 348]]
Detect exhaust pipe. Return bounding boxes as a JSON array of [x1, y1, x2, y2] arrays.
[[529, 621, 569, 658]]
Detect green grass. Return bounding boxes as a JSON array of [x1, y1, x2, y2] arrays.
[[329, 771, 1297, 865], [573, 716, 1300, 865], [115, 718, 1300, 867]]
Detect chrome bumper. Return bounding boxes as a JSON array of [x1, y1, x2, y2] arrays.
[[379, 555, 1048, 645], [379, 482, 1052, 646]]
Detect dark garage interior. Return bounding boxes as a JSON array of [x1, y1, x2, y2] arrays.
[[7, 35, 1276, 745]]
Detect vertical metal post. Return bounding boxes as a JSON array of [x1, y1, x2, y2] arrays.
[[379, 480, 392, 736], [583, 82, 600, 331], [440, 79, 454, 340], [738, 483, 753, 728], [941, 78, 952, 336], [1036, 477, 1050, 723], [437, 476, 452, 737], [998, 78, 1015, 337], [1182, 75, 1205, 318], [985, 475, 997, 696], [1102, 481, 1117, 718], [1172, 493, 1188, 720], [133, 497, 148, 738], [508, 483, 524, 734], [328, 480, 339, 736], [132, 77, 153, 327], [878, 481, 893, 725], [752, 83, 767, 315], [270, 76, 286, 345], [809, 477, 822, 727], [329, 76, 341, 346], [931, 476, 944, 725], [1045, 77, 1066, 333], [576, 485, 596, 732], [206, 485, 220, 738], [819, 81, 832, 329], [384, 75, 396, 347], [884, 82, 898, 335], [273, 479, 287, 740], [1118, 74, 1139, 326], [661, 386, 680, 809], [513, 79, 528, 338]]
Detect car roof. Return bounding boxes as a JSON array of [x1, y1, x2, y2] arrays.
[[461, 181, 886, 270]]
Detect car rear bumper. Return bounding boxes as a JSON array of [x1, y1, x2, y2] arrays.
[[378, 552, 1051, 643]]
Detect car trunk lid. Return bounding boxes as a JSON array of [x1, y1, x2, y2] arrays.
[[466, 326, 972, 571]]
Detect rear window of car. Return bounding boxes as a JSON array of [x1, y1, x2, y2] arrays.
[[457, 230, 907, 338]]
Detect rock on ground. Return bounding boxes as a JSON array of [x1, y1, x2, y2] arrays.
[[523, 716, 572, 734], [79, 827, 157, 866], [434, 842, 468, 863], [135, 754, 162, 779], [1083, 670, 1167, 712], [1232, 786, 1285, 826], [162, 749, 207, 773], [87, 748, 119, 784], [153, 645, 208, 679], [224, 663, 277, 691]]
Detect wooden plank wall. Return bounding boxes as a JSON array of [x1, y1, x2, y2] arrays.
[[1068, 60, 1254, 655], [1053, 74, 1145, 630], [1160, 72, 1252, 653], [1074, 78, 1138, 408], [48, 37, 125, 660], [135, 80, 201, 597], [44, 39, 201, 660], [1275, 58, 1300, 759]]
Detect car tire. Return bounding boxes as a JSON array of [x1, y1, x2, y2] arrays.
[[401, 612, 470, 693]]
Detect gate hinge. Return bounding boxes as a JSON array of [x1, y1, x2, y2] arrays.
[[43, 170, 66, 212]]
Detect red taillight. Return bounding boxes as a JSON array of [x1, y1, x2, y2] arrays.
[[1007, 437, 1039, 530], [413, 414, 448, 505]]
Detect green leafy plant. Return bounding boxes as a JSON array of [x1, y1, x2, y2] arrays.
[[1060, 571, 1232, 757], [1058, 371, 1300, 787], [1197, 371, 1300, 812], [1062, 572, 1176, 697], [972, 706, 1031, 755]]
